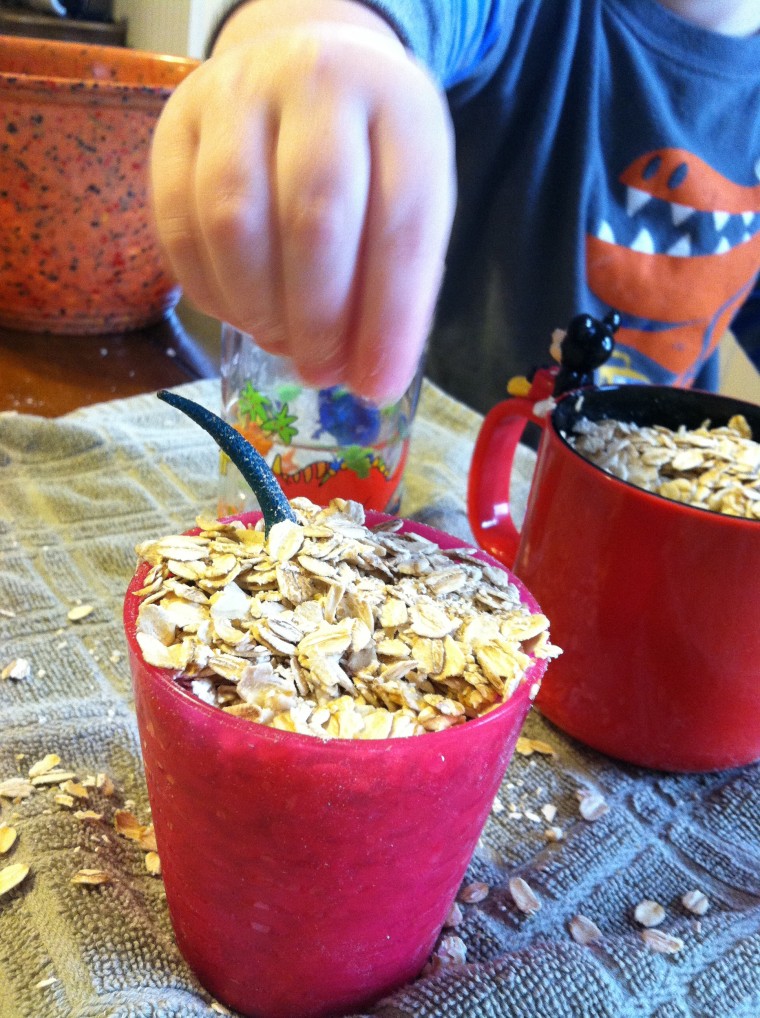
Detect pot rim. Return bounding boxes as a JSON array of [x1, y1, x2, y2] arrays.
[[0, 35, 198, 98]]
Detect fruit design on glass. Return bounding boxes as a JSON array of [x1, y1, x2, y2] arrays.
[[227, 380, 411, 510], [316, 386, 381, 444]]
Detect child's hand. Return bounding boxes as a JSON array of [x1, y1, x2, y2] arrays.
[[150, 3, 456, 402]]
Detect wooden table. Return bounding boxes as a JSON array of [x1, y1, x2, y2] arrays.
[[0, 306, 221, 417]]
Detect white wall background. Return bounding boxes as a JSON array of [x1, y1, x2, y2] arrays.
[[113, 0, 230, 57]]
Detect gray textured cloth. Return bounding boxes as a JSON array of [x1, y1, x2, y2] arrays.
[[1, 379, 758, 1018]]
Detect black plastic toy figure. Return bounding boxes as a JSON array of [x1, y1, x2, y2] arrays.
[[553, 311, 620, 397]]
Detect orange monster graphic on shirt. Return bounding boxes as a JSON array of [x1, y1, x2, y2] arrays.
[[587, 148, 760, 385]]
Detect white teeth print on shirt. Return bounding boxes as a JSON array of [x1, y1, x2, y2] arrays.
[[626, 186, 651, 216], [671, 201, 694, 226], [630, 228, 655, 254], [713, 210, 730, 231], [666, 235, 691, 257], [595, 187, 759, 257]]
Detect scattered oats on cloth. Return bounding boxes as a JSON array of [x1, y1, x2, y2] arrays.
[[133, 497, 560, 740], [4, 377, 760, 1018]]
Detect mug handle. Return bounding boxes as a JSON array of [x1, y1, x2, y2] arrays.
[[467, 370, 556, 567]]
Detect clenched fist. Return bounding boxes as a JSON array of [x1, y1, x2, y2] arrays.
[[150, 0, 456, 402]]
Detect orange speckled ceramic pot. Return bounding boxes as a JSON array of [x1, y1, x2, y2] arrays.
[[0, 36, 199, 334]]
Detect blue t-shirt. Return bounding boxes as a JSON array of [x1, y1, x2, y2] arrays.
[[361, 0, 760, 411]]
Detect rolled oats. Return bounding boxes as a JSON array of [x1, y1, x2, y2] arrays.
[[0, 777, 35, 800], [634, 899, 666, 927], [429, 934, 467, 969], [67, 604, 94, 622], [641, 928, 684, 954], [30, 770, 77, 787], [569, 914, 602, 945], [459, 881, 490, 904], [97, 773, 116, 796], [145, 851, 162, 876], [682, 889, 710, 916], [443, 901, 464, 928], [59, 780, 88, 800], [134, 498, 559, 740], [1, 658, 31, 681], [577, 790, 609, 822], [28, 754, 61, 779], [114, 810, 157, 851], [508, 876, 541, 915], [515, 737, 555, 757], [0, 862, 29, 896], [569, 414, 760, 519], [71, 869, 111, 885], [0, 824, 17, 854]]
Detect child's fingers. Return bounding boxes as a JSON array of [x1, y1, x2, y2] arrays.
[[193, 93, 284, 351], [275, 88, 370, 388], [150, 77, 229, 323], [347, 85, 456, 403]]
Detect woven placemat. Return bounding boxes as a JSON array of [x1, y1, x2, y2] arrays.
[[0, 379, 758, 1018]]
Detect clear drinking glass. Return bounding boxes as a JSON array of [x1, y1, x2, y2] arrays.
[[219, 325, 424, 517]]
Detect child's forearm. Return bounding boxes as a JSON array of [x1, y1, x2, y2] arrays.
[[212, 0, 403, 56]]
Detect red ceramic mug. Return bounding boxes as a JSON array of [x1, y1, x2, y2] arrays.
[[124, 512, 547, 1018], [468, 384, 760, 772]]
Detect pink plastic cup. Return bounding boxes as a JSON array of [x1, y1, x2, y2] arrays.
[[124, 513, 547, 1018]]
